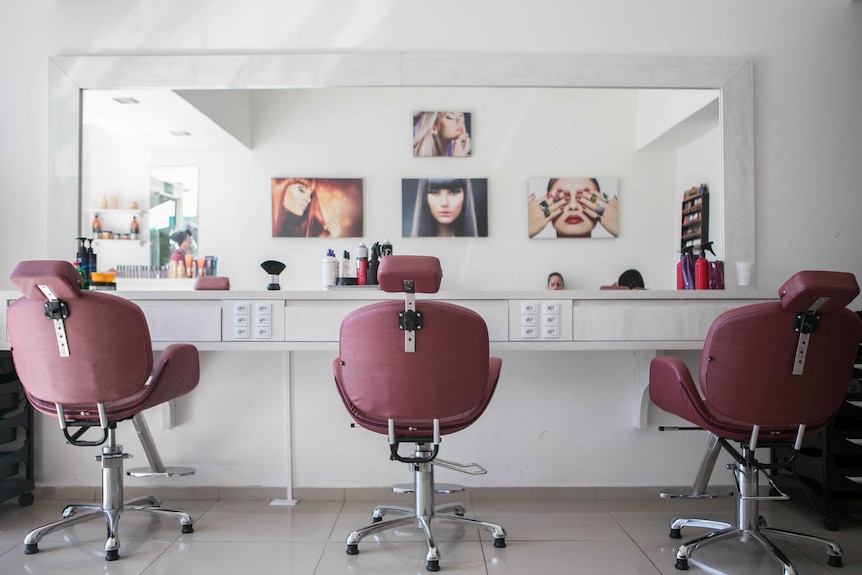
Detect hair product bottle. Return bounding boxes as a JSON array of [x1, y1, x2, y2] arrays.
[[678, 246, 696, 290], [130, 216, 140, 240], [91, 213, 102, 235], [367, 242, 380, 286], [380, 239, 393, 257], [695, 242, 715, 290], [321, 249, 337, 289], [356, 242, 368, 285]]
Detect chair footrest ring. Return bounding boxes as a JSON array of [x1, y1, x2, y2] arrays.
[[127, 466, 196, 478], [658, 486, 734, 499], [391, 482, 465, 495]]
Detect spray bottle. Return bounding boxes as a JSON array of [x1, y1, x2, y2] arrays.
[[677, 246, 696, 290], [695, 242, 715, 290], [367, 242, 380, 286], [86, 238, 97, 285], [75, 237, 89, 288]]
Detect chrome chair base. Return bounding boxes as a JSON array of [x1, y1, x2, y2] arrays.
[[346, 444, 506, 572], [668, 444, 843, 575], [659, 433, 734, 500], [24, 418, 194, 561]]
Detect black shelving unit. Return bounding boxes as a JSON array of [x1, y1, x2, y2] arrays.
[[771, 315, 862, 530], [0, 350, 34, 507], [680, 184, 709, 251]]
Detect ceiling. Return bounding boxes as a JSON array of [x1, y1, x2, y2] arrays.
[[83, 89, 241, 151]]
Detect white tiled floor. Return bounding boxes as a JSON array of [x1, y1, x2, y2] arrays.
[[0, 493, 859, 574]]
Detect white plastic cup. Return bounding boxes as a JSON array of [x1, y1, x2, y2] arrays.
[[736, 261, 752, 287]]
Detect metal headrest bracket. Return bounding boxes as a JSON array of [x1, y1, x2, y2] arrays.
[[791, 297, 828, 375], [37, 284, 70, 358], [398, 291, 422, 353]]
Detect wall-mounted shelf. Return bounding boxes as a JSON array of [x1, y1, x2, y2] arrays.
[[680, 185, 709, 251], [87, 207, 144, 242], [93, 239, 146, 246], [87, 208, 142, 215]]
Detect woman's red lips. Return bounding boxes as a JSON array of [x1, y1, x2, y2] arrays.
[[566, 215, 584, 225]]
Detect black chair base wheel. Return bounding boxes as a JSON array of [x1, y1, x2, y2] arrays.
[[670, 528, 682, 539], [828, 555, 843, 568], [824, 515, 840, 531], [346, 544, 359, 555], [675, 557, 689, 570], [493, 537, 506, 548], [426, 559, 440, 572], [18, 492, 34, 507], [182, 524, 194, 534], [106, 549, 119, 561], [24, 543, 39, 555]]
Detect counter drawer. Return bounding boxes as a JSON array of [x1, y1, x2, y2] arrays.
[[133, 300, 222, 342]]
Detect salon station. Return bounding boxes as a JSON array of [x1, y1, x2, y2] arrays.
[[1, 8, 861, 574]]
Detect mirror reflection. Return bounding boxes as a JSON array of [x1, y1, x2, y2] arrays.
[[149, 166, 198, 269], [82, 86, 720, 280]]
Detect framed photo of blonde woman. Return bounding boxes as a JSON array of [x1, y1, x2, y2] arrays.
[[412, 111, 472, 157]]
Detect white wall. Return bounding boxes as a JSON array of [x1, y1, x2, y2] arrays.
[[3, 0, 861, 491]]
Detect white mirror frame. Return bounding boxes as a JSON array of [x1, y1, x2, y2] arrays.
[[48, 53, 753, 287]]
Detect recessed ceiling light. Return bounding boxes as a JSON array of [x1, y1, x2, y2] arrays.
[[170, 130, 192, 136], [112, 97, 140, 104]]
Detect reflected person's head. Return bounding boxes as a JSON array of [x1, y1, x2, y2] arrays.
[[546, 178, 600, 237], [548, 272, 565, 290], [281, 178, 316, 217], [618, 269, 645, 290]]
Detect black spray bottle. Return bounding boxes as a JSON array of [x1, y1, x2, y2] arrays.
[[367, 242, 380, 286], [86, 238, 97, 284], [75, 237, 89, 288]]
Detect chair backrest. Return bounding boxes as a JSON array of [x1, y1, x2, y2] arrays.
[[7, 260, 155, 408], [334, 255, 499, 436], [699, 270, 861, 429]]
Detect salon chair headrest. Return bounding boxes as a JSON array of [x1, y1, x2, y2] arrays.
[[778, 270, 859, 313], [377, 255, 442, 294], [11, 260, 83, 300]]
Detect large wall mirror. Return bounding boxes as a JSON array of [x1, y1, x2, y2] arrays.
[[48, 53, 753, 288]]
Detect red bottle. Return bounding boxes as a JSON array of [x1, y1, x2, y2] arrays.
[[695, 242, 715, 290]]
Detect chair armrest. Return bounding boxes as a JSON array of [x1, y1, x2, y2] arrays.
[[146, 344, 200, 406], [649, 356, 711, 427]]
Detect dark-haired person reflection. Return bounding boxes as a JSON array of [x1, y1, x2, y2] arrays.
[[409, 178, 479, 237], [616, 269, 645, 289], [547, 272, 565, 290]]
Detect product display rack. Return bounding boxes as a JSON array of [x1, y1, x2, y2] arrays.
[[87, 208, 146, 245], [0, 350, 34, 507], [771, 317, 862, 531], [680, 184, 709, 251]]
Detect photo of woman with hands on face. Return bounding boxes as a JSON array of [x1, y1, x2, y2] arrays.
[[528, 177, 619, 239]]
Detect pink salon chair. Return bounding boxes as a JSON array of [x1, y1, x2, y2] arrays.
[[6, 260, 200, 561], [333, 255, 506, 572], [650, 270, 862, 574]]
